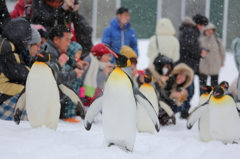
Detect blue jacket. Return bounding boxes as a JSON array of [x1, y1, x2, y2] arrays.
[[102, 18, 138, 63]]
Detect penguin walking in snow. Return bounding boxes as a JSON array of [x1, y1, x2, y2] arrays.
[[187, 81, 240, 144], [136, 70, 159, 134], [136, 70, 175, 134], [84, 45, 160, 152], [14, 52, 85, 130]]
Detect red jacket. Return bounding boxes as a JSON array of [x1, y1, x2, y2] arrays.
[[10, 0, 32, 19], [10, 0, 25, 19]]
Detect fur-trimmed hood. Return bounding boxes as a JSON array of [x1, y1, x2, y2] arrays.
[[181, 17, 196, 26], [170, 63, 194, 88]]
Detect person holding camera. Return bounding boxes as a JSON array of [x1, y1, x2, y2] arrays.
[[199, 22, 226, 95], [154, 63, 194, 125], [32, 0, 93, 58]]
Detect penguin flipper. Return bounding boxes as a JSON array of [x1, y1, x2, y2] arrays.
[[134, 87, 160, 132], [14, 89, 26, 125], [159, 101, 176, 125], [187, 102, 209, 129], [84, 94, 103, 131], [57, 80, 85, 120], [236, 102, 240, 111]]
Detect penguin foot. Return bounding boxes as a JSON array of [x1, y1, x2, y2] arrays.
[[63, 118, 81, 123], [108, 143, 114, 147], [14, 108, 22, 125]]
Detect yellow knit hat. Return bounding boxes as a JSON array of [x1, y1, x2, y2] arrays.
[[120, 46, 137, 58]]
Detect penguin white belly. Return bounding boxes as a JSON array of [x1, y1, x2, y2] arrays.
[[209, 96, 240, 144], [26, 62, 60, 130], [198, 95, 212, 142], [137, 84, 158, 134], [102, 68, 136, 151]]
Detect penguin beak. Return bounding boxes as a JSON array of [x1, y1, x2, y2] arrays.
[[201, 86, 207, 90], [37, 53, 44, 57], [214, 92, 220, 96], [111, 52, 119, 58]]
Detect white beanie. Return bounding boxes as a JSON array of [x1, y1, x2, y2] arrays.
[[28, 26, 41, 44]]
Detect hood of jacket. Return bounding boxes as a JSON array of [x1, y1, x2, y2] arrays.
[[110, 17, 131, 30], [156, 18, 176, 35], [170, 63, 194, 88], [2, 18, 31, 53], [0, 38, 15, 58], [202, 22, 216, 33]]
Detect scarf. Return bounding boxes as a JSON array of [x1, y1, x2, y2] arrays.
[[83, 54, 107, 97]]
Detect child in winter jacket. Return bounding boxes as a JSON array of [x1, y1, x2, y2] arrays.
[[199, 22, 225, 94], [60, 41, 83, 123], [82, 43, 115, 108]]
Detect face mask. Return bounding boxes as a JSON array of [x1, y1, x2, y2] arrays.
[[162, 67, 168, 75]]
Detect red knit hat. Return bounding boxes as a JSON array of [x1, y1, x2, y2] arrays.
[[91, 43, 115, 57]]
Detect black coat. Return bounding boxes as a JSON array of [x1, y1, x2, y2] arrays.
[[176, 23, 202, 74], [31, 0, 93, 58], [0, 0, 10, 35]]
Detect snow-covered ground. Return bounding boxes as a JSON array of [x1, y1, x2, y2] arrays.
[[0, 40, 239, 159]]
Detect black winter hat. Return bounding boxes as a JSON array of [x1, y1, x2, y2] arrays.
[[192, 14, 208, 26], [153, 54, 174, 76], [2, 18, 31, 53]]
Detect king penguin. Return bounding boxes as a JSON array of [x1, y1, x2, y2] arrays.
[[14, 52, 85, 130], [136, 70, 159, 134], [84, 45, 160, 152], [187, 82, 240, 144]]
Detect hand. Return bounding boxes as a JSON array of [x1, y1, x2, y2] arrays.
[[58, 54, 69, 67], [103, 63, 114, 76], [201, 49, 208, 58], [76, 61, 89, 70], [62, 0, 81, 11], [74, 68, 84, 78]]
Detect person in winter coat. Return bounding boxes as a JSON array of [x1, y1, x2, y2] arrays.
[[31, 0, 93, 59], [147, 18, 180, 66], [61, 41, 83, 122], [41, 25, 85, 82], [0, 18, 37, 120], [150, 62, 194, 125], [10, 0, 33, 19], [199, 23, 225, 94], [0, 0, 10, 35], [231, 36, 240, 101], [175, 14, 209, 119], [21, 25, 42, 67], [82, 43, 115, 108], [102, 7, 138, 63]]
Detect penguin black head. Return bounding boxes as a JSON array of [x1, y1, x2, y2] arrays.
[[105, 44, 131, 68], [212, 85, 224, 98], [35, 52, 50, 62], [219, 81, 229, 89], [143, 69, 153, 83], [200, 85, 213, 94]]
